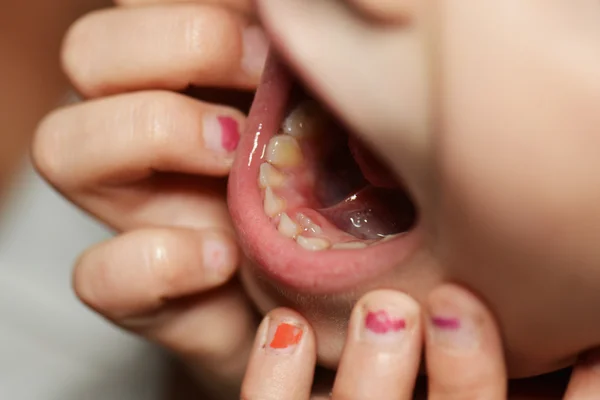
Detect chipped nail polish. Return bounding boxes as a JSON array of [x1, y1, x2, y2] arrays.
[[203, 115, 241, 153], [361, 308, 407, 346], [202, 238, 232, 279], [429, 315, 478, 350], [217, 116, 240, 152], [431, 317, 461, 330], [266, 321, 304, 354], [365, 310, 406, 334]]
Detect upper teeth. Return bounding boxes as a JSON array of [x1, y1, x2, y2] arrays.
[[259, 163, 285, 189], [266, 135, 303, 168]]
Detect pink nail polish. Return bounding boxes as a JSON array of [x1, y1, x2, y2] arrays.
[[430, 315, 478, 350], [431, 317, 461, 330], [365, 310, 406, 334], [203, 115, 241, 153], [360, 308, 407, 346], [217, 116, 240, 152]]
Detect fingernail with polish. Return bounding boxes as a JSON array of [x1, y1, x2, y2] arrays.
[[361, 308, 407, 345], [202, 238, 234, 279], [266, 321, 304, 354], [430, 315, 478, 350], [242, 25, 269, 78], [204, 115, 241, 153]]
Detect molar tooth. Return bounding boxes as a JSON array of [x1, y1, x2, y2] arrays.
[[332, 241, 368, 250], [264, 187, 285, 217], [278, 213, 300, 238], [296, 236, 331, 251], [259, 163, 285, 189], [296, 213, 322, 235], [283, 100, 327, 138], [266, 135, 303, 168]]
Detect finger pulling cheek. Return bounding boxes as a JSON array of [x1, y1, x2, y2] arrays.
[[241, 25, 270, 81]]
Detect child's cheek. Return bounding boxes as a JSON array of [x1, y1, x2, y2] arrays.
[[435, 0, 600, 256], [424, 0, 600, 376]]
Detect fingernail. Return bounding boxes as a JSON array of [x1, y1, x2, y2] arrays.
[[203, 115, 241, 153], [428, 312, 479, 351], [265, 319, 304, 355], [202, 238, 234, 278], [360, 307, 408, 345], [242, 25, 269, 78]]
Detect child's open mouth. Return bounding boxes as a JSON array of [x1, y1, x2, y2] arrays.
[[228, 53, 421, 293]]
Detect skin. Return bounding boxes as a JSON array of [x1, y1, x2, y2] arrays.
[[242, 287, 600, 399], [32, 0, 600, 398], [247, 0, 600, 377]]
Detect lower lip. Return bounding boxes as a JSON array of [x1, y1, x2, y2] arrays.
[[228, 53, 421, 294]]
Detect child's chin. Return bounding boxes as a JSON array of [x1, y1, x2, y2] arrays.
[[240, 258, 577, 380]]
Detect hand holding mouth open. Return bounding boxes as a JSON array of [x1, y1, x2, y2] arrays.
[[33, 0, 600, 398], [33, 0, 266, 398], [242, 286, 600, 400]]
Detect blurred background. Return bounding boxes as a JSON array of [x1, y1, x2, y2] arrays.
[[0, 1, 171, 398]]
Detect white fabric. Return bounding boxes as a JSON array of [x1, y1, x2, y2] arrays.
[[0, 164, 167, 400]]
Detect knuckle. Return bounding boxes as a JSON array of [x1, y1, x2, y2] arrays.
[[182, 6, 242, 76], [130, 92, 198, 161], [132, 92, 179, 150], [143, 232, 187, 294]]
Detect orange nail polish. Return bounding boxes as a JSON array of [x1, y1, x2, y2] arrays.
[[269, 322, 303, 350]]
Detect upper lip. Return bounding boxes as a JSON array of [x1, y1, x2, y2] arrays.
[[227, 52, 421, 294]]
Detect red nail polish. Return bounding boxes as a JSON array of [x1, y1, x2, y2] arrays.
[[217, 116, 240, 152]]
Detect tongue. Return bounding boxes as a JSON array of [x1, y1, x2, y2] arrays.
[[318, 186, 416, 240], [348, 136, 399, 189]]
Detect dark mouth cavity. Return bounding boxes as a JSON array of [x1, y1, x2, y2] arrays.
[[285, 82, 417, 241]]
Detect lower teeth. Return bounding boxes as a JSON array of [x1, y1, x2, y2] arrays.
[[258, 93, 415, 251]]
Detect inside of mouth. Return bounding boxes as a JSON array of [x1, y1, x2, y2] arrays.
[[259, 83, 417, 251]]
